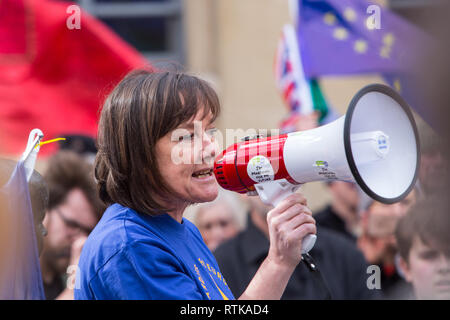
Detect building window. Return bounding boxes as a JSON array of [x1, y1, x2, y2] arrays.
[[77, 0, 184, 64]]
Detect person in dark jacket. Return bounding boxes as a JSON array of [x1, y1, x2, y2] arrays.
[[313, 181, 360, 242], [214, 196, 380, 299]]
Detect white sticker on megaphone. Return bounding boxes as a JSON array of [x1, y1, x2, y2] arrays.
[[247, 155, 275, 183]]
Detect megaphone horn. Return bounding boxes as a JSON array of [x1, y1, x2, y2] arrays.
[[214, 84, 420, 254]]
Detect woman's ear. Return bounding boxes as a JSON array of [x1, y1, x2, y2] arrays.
[[398, 256, 412, 282]]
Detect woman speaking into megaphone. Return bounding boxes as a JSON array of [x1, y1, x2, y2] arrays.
[[74, 69, 316, 300]]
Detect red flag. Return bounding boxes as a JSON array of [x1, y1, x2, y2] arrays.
[[0, 0, 151, 155]]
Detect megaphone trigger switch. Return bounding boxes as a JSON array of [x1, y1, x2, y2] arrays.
[[301, 234, 317, 254]]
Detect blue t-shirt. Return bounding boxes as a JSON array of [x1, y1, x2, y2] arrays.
[[74, 203, 235, 300]]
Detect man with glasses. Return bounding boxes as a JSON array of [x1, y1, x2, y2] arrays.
[[40, 151, 104, 300]]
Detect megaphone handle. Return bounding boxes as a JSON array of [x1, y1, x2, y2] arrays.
[[254, 179, 317, 254]]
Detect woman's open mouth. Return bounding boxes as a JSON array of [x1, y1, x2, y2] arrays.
[[192, 168, 214, 179]]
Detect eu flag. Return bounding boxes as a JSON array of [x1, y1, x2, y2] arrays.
[[0, 161, 45, 299], [298, 0, 431, 77], [297, 0, 436, 131]]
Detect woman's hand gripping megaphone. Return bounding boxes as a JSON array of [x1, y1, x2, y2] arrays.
[[254, 179, 317, 255]]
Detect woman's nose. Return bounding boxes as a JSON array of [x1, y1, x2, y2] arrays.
[[202, 133, 217, 162]]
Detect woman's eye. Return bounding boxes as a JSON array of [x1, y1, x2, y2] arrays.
[[206, 128, 218, 139], [178, 133, 195, 142], [176, 128, 217, 143]]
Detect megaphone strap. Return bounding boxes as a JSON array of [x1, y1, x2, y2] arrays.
[[302, 253, 333, 300]]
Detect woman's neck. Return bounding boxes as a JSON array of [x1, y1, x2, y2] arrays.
[[155, 194, 189, 223], [166, 202, 189, 223], [167, 210, 184, 223]]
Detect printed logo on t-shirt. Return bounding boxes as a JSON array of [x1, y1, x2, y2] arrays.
[[195, 257, 231, 300], [193, 263, 211, 300]]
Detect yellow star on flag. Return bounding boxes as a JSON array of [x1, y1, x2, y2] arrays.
[[323, 12, 337, 25], [333, 27, 348, 40], [393, 79, 402, 93], [354, 40, 368, 54], [383, 33, 395, 47], [380, 46, 391, 59], [344, 8, 357, 22]]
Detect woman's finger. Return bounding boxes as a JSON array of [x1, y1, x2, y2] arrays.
[[267, 204, 313, 235], [268, 193, 307, 217], [287, 223, 317, 244], [280, 213, 315, 235]]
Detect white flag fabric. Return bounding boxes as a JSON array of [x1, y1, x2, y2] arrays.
[[0, 161, 45, 299]]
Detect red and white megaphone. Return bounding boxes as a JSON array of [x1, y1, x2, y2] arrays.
[[214, 84, 420, 254]]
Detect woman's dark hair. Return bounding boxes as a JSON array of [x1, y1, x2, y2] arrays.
[[395, 192, 450, 262], [95, 70, 220, 215]]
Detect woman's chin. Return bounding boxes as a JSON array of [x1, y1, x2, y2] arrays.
[[192, 184, 219, 203], [188, 174, 219, 201]]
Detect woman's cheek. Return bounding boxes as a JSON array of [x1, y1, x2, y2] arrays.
[[170, 142, 191, 165], [192, 143, 205, 165], [206, 183, 219, 201]]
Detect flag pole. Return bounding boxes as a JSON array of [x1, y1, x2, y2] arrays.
[[288, 0, 299, 27]]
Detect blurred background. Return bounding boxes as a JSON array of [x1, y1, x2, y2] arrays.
[[1, 0, 443, 212], [1, 0, 449, 300]]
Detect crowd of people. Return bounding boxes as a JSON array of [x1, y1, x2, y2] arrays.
[[0, 70, 449, 300]]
